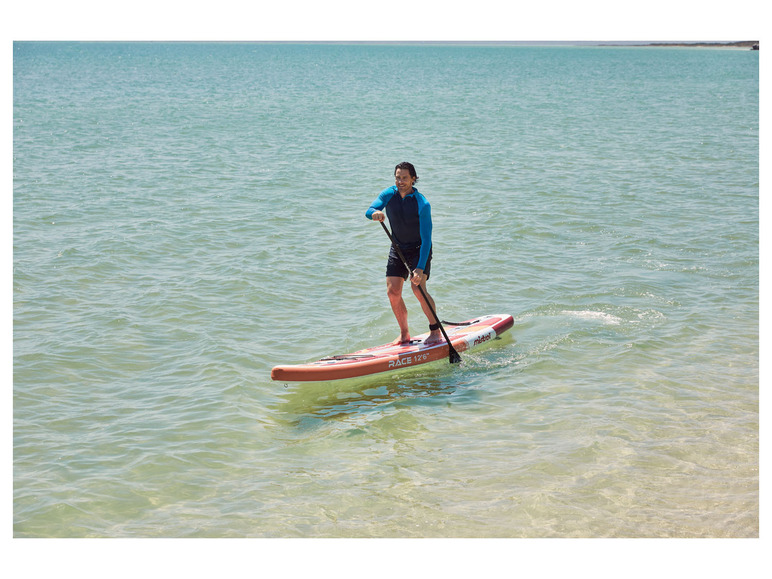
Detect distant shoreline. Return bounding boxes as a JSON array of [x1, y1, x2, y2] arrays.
[[621, 41, 759, 49], [16, 40, 760, 50]]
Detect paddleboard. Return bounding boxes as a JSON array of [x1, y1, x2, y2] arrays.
[[271, 314, 514, 382]]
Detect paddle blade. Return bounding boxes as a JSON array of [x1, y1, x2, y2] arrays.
[[449, 346, 462, 364]]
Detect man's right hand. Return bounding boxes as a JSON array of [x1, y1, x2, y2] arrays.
[[371, 211, 385, 222]]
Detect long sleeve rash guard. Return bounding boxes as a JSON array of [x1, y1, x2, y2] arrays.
[[366, 186, 432, 271]]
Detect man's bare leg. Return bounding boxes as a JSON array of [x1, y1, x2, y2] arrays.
[[386, 276, 411, 343], [411, 274, 443, 344]]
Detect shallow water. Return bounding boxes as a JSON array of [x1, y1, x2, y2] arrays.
[[13, 42, 758, 537]]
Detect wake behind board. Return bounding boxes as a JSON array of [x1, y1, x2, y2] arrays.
[[271, 314, 514, 382]]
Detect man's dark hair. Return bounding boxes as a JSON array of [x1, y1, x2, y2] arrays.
[[394, 161, 419, 183]]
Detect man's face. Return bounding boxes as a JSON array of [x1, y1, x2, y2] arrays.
[[395, 168, 416, 194]]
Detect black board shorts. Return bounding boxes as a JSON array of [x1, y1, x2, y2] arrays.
[[386, 245, 432, 280]]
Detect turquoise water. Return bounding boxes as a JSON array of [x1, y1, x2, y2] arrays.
[[13, 42, 758, 538]]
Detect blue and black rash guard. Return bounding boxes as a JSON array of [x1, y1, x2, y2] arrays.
[[366, 186, 432, 270]]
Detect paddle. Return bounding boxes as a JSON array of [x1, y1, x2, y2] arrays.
[[379, 221, 462, 364]]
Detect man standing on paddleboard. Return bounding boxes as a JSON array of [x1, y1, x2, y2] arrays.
[[366, 162, 443, 345]]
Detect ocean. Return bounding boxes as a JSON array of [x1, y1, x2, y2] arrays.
[[13, 42, 758, 540]]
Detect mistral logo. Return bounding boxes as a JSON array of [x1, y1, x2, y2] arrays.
[[468, 329, 496, 349]]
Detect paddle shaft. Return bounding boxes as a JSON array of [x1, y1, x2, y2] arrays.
[[379, 221, 461, 363]]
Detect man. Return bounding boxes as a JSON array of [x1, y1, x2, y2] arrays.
[[366, 162, 443, 345]]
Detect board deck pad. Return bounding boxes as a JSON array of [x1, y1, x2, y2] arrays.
[[271, 314, 514, 382]]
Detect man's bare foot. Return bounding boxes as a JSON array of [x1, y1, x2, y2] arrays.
[[423, 330, 443, 345], [392, 335, 412, 345]]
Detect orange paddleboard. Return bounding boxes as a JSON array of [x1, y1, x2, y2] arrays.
[[271, 314, 514, 382]]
